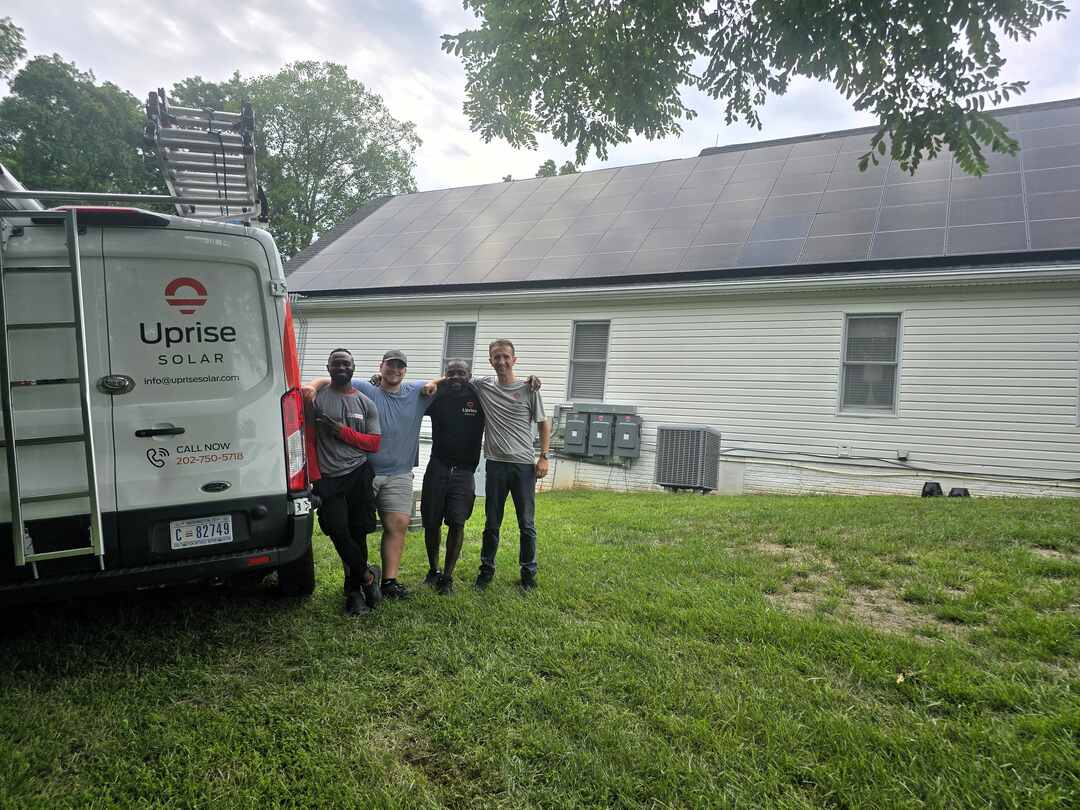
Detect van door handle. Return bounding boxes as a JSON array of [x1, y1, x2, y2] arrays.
[[135, 427, 186, 437]]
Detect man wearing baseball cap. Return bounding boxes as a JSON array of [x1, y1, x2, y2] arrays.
[[309, 348, 436, 599]]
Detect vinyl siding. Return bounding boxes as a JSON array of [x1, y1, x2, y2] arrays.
[[295, 279, 1080, 497]]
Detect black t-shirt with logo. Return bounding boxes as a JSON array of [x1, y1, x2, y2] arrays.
[[428, 386, 485, 470]]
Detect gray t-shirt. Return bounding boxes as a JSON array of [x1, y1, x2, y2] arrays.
[[313, 386, 380, 478], [470, 376, 546, 464]]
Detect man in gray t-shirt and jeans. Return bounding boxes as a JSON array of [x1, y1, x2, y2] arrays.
[[471, 338, 551, 590]]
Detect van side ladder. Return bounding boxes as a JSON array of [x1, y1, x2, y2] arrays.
[[0, 209, 105, 578], [144, 88, 267, 221]]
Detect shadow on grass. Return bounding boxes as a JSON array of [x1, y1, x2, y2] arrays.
[[0, 577, 312, 677]]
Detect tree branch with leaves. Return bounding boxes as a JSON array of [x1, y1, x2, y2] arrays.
[[443, 0, 1069, 175]]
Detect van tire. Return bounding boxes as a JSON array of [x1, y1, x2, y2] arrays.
[[277, 545, 316, 597]]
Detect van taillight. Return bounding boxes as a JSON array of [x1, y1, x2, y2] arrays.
[[281, 388, 307, 493]]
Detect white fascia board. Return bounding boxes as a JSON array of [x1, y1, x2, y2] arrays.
[[292, 262, 1080, 311]]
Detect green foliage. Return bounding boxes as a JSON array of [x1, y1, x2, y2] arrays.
[[0, 493, 1077, 806], [0, 55, 161, 194], [537, 158, 579, 177], [535, 157, 558, 177], [171, 62, 420, 259], [0, 16, 25, 81], [443, 0, 1070, 175]]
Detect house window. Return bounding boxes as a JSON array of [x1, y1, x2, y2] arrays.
[[841, 315, 900, 412], [569, 321, 610, 400], [442, 322, 476, 371]]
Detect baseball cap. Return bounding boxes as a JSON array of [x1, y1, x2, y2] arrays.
[[382, 349, 408, 366]]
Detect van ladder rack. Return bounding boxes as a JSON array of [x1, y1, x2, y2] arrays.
[[144, 88, 267, 221], [0, 209, 105, 578]]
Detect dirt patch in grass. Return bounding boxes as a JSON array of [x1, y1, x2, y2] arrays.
[[1032, 546, 1079, 562], [757, 541, 797, 556], [768, 583, 968, 640]]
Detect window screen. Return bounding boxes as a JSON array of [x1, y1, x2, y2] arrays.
[[442, 322, 476, 372], [568, 321, 610, 400], [841, 315, 900, 412]]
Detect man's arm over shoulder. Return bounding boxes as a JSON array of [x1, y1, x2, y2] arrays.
[[351, 379, 377, 396]]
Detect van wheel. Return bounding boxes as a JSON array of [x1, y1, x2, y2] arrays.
[[277, 545, 316, 597]]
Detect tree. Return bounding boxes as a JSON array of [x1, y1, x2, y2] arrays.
[[0, 55, 160, 193], [0, 16, 25, 81], [535, 159, 557, 177], [536, 158, 579, 177], [171, 62, 420, 259], [443, 1, 1069, 175]]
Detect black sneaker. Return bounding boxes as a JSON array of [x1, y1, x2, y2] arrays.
[[345, 591, 370, 615], [423, 568, 442, 587], [474, 569, 494, 591], [520, 570, 538, 591], [362, 565, 382, 609], [436, 574, 454, 596], [381, 579, 411, 600]]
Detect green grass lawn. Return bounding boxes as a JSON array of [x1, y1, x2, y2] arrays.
[[1, 492, 1078, 808]]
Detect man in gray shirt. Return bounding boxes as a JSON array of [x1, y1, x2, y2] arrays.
[[310, 349, 383, 615], [471, 338, 551, 590]]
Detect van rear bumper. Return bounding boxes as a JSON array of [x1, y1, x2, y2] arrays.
[[0, 509, 313, 607]]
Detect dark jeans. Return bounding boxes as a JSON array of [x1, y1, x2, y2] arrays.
[[314, 465, 373, 583], [480, 460, 537, 575]]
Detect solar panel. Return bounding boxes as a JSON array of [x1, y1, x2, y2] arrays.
[[288, 99, 1080, 292]]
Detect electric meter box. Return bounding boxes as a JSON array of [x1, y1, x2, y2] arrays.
[[564, 414, 589, 455], [587, 413, 613, 456], [613, 414, 643, 458]]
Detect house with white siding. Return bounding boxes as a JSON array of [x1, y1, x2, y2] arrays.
[[285, 98, 1080, 498]]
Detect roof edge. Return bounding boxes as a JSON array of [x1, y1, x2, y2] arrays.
[[697, 95, 1080, 158]]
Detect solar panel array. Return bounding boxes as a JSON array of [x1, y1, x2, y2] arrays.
[[287, 101, 1080, 293]]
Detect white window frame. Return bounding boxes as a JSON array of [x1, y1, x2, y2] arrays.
[[837, 313, 902, 416], [441, 321, 477, 373], [567, 320, 611, 401]]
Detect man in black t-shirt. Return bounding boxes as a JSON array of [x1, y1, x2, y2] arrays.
[[421, 359, 485, 595]]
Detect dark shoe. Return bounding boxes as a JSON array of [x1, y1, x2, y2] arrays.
[[381, 579, 411, 600], [362, 565, 382, 609], [520, 570, 537, 590], [474, 569, 494, 591], [345, 591, 370, 615], [436, 574, 454, 596], [423, 568, 442, 587]]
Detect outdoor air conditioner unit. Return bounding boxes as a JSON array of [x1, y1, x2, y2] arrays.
[[654, 425, 721, 492]]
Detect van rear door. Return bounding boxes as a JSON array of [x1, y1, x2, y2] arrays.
[[0, 219, 116, 523], [103, 226, 285, 521]]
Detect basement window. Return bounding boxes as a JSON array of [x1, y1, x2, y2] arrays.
[[840, 314, 900, 413]]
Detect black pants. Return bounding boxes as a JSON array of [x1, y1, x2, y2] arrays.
[[315, 463, 376, 582], [480, 460, 537, 575]]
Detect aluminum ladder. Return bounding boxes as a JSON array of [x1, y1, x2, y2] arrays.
[[144, 88, 266, 220], [0, 209, 105, 578]]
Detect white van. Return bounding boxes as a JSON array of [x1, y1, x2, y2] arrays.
[[0, 203, 314, 605]]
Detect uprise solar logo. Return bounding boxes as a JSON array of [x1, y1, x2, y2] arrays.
[[165, 277, 208, 315]]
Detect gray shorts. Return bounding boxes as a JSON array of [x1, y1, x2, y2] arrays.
[[372, 472, 415, 516]]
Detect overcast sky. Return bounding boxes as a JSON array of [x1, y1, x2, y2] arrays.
[[4, 1, 1079, 192]]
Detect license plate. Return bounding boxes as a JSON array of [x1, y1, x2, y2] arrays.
[[170, 515, 234, 550]]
